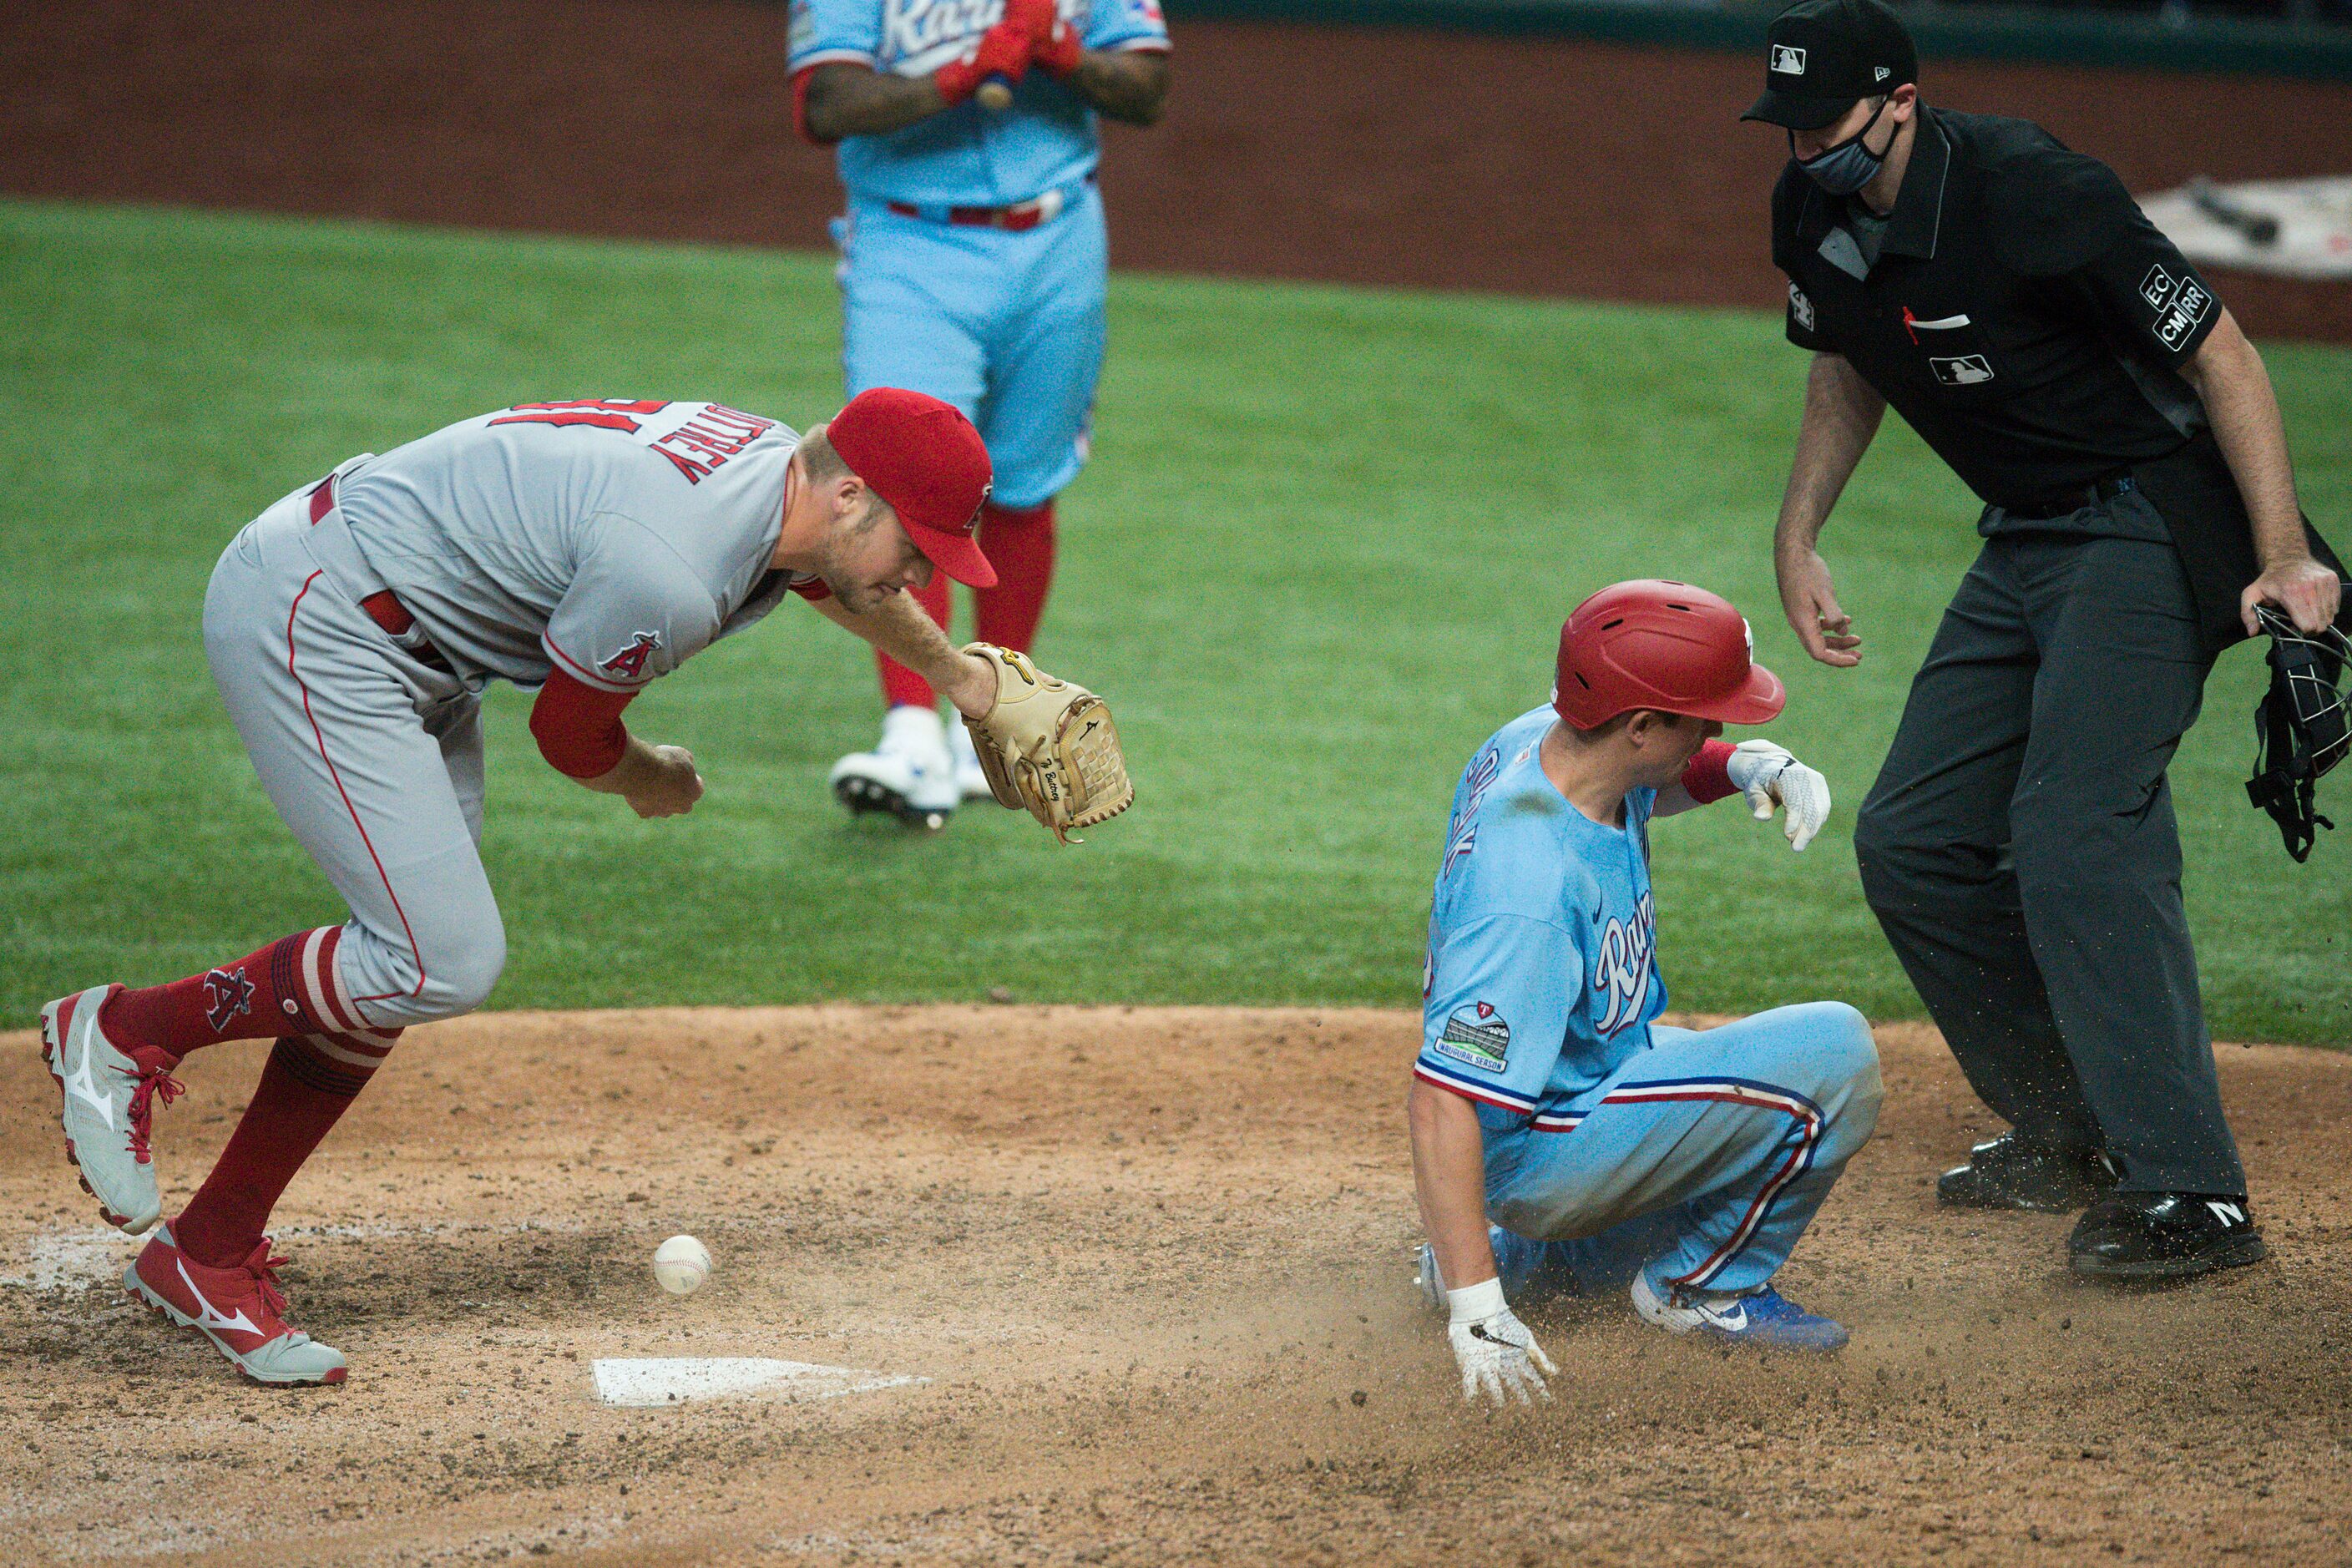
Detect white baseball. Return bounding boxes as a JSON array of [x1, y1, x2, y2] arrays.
[[652, 1234, 711, 1296]]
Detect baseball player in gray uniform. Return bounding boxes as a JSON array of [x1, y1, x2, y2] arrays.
[[38, 388, 1005, 1384]]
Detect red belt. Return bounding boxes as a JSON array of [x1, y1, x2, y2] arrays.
[[306, 474, 446, 665], [884, 179, 1083, 232]]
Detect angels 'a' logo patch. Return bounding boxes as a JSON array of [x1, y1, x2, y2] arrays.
[[202, 966, 255, 1033], [599, 630, 663, 680], [1434, 1002, 1511, 1072]]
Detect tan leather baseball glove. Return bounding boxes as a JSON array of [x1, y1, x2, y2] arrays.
[[960, 642, 1133, 843]]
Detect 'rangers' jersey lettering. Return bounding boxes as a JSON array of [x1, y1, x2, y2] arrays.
[[791, 0, 1171, 208], [1415, 706, 1668, 1128], [327, 402, 807, 695]]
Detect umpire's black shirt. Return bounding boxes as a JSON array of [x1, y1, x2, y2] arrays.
[[1773, 106, 2221, 521]]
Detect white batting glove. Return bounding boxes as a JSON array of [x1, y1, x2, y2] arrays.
[[1446, 1278, 1555, 1407], [1726, 739, 1832, 852]]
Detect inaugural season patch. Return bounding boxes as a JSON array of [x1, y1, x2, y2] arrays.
[[1434, 1002, 1510, 1072]]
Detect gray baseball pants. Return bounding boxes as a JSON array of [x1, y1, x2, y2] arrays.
[[1853, 525, 2246, 1196], [201, 475, 506, 1029]]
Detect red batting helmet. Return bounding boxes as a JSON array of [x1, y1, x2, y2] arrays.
[[1553, 579, 1786, 730]]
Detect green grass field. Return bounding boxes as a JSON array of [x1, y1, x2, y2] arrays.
[[2, 199, 2345, 1044]]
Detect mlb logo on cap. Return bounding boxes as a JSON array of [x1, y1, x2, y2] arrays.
[[1741, 0, 1918, 132]]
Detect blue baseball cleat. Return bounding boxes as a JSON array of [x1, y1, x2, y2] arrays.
[[1631, 1272, 1849, 1352]]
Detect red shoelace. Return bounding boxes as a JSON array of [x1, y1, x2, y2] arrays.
[[121, 1064, 185, 1165], [237, 1242, 294, 1322]]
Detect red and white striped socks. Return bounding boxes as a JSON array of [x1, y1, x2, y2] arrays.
[[100, 927, 400, 1270], [99, 925, 397, 1070]]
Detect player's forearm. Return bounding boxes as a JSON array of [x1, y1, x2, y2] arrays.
[[802, 63, 950, 139], [813, 590, 995, 717], [1067, 51, 1169, 125], [2184, 311, 2309, 571], [1774, 353, 1885, 559], [1409, 1079, 1498, 1292]]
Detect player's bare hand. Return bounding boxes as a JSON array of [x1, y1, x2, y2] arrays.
[[1446, 1281, 1554, 1409], [2242, 556, 2344, 637], [1726, 739, 1833, 852], [627, 746, 705, 819], [943, 650, 999, 722], [1778, 548, 1861, 667]]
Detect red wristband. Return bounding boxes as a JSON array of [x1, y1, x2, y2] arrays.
[[1680, 739, 1738, 804]]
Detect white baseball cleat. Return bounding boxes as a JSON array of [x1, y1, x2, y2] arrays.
[[1631, 1270, 1849, 1352], [1414, 1243, 1445, 1311], [948, 716, 993, 802], [829, 706, 962, 830], [126, 1224, 347, 1385], [39, 985, 180, 1234]]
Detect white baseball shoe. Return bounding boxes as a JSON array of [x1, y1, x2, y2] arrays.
[[948, 717, 994, 802], [829, 705, 961, 830], [1414, 1244, 1445, 1311], [40, 985, 180, 1234], [1631, 1271, 1849, 1352]]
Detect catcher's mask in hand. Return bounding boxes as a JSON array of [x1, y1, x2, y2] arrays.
[[2247, 601, 2351, 862]]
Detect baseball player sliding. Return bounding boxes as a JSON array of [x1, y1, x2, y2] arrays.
[[789, 0, 1171, 827], [38, 389, 1129, 1385], [1409, 582, 1879, 1405]]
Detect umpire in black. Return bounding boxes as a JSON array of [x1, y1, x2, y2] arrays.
[[1743, 0, 2344, 1282]]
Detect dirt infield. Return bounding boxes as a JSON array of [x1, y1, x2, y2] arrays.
[[3, 1005, 2347, 1566], [3, 0, 2349, 340]]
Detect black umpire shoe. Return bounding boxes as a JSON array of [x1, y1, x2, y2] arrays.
[[2067, 1191, 2269, 1282], [1937, 1132, 2118, 1212]]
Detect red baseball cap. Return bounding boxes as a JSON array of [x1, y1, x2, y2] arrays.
[[824, 388, 998, 588], [1553, 579, 1786, 730]]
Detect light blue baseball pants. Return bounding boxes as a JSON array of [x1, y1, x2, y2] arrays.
[[1483, 1002, 1883, 1300]]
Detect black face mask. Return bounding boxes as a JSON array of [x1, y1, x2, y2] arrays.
[[1791, 96, 1892, 196]]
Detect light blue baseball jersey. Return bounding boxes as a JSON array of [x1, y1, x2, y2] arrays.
[[789, 0, 1171, 207], [1415, 706, 1668, 1130]]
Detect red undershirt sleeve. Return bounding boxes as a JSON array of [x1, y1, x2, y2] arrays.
[[530, 669, 639, 781], [1680, 739, 1738, 804]]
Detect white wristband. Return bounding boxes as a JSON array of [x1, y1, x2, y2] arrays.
[[1446, 1276, 1506, 1325]]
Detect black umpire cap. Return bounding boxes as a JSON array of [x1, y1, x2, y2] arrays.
[[1741, 0, 1918, 130]]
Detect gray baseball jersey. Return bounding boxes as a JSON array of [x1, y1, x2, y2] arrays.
[[201, 398, 814, 1030], [329, 398, 809, 692]]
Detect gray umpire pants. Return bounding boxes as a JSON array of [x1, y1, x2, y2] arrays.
[[1853, 517, 2247, 1196]]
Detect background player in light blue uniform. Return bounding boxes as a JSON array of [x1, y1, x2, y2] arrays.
[[1408, 580, 1879, 1406], [791, 0, 1171, 827]]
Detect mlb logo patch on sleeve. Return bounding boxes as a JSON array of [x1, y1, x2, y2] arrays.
[[1434, 1003, 1510, 1072], [1930, 355, 1995, 387], [1770, 43, 1807, 74]]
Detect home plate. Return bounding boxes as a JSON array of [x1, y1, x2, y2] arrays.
[[590, 1357, 929, 1408]]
